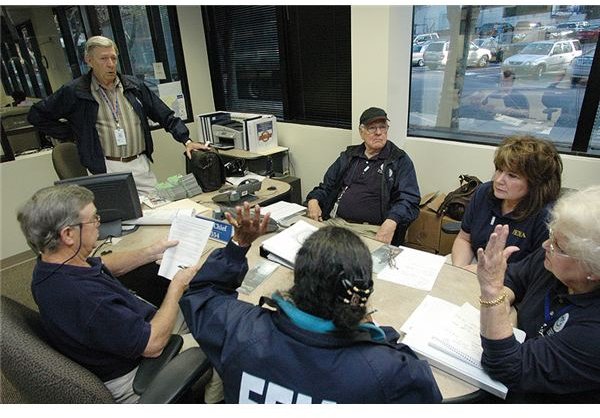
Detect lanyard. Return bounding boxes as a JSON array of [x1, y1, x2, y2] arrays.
[[98, 86, 121, 127], [538, 290, 575, 335]]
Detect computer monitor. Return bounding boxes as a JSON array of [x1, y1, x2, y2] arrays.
[[55, 172, 143, 239]]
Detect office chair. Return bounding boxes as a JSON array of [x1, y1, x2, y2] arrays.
[[0, 295, 211, 403], [52, 142, 88, 180]]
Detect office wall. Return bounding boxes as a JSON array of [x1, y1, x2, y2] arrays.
[[1, 5, 598, 261], [0, 151, 58, 261]]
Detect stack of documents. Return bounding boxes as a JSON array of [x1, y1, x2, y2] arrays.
[[260, 201, 306, 226]]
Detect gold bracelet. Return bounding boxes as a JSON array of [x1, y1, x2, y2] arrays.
[[479, 292, 507, 307]]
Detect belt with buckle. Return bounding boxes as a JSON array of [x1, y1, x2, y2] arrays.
[[105, 154, 139, 163]]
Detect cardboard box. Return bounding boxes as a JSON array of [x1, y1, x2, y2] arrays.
[[405, 192, 458, 255]]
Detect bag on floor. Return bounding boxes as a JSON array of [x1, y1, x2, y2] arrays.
[[437, 174, 482, 221]]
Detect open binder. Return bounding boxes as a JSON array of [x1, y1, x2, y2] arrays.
[[259, 220, 318, 269]]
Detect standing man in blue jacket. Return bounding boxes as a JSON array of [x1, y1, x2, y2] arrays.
[[306, 107, 420, 245], [28, 36, 208, 195]]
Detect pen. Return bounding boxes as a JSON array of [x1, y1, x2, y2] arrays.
[[178, 265, 189, 269], [366, 309, 378, 316]]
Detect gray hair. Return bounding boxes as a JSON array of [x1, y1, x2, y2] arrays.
[[548, 185, 600, 276], [84, 36, 118, 57], [17, 185, 94, 254]]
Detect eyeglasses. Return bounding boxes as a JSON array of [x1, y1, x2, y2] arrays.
[[547, 228, 571, 258], [70, 214, 101, 228], [362, 124, 389, 134]]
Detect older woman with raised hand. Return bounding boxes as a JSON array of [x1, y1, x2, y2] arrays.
[[477, 186, 600, 403], [452, 135, 562, 272], [180, 202, 441, 403]]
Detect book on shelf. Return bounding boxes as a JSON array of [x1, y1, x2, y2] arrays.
[[259, 220, 318, 269], [400, 295, 525, 399]]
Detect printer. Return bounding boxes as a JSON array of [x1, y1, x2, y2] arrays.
[[211, 120, 244, 149]]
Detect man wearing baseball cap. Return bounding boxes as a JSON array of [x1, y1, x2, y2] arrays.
[[306, 107, 421, 245]]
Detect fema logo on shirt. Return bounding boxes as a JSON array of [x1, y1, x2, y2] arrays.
[[547, 313, 569, 336]]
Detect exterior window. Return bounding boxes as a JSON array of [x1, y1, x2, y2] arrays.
[[409, 5, 600, 156]]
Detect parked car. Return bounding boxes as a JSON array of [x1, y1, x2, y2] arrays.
[[473, 37, 501, 61], [413, 33, 439, 45], [412, 42, 429, 67], [551, 21, 590, 39], [512, 21, 547, 43], [575, 24, 600, 43], [567, 50, 594, 85], [477, 22, 514, 38], [501, 39, 582, 78], [424, 41, 491, 69]]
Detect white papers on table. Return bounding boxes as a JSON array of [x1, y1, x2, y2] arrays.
[[226, 172, 266, 186], [260, 201, 306, 222], [376, 246, 445, 291], [158, 214, 213, 280], [400, 295, 525, 399], [260, 220, 318, 269], [123, 208, 195, 225], [123, 199, 211, 225]]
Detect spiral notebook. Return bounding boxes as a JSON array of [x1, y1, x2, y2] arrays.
[[401, 296, 525, 399], [428, 303, 487, 369]]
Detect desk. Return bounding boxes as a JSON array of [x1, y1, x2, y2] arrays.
[[109, 217, 480, 400]]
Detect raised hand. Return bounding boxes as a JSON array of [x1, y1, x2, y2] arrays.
[[225, 201, 271, 247]]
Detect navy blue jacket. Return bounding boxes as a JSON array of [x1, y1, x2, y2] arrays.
[[180, 242, 442, 404], [305, 142, 421, 227], [461, 181, 551, 264], [28, 71, 189, 174], [31, 257, 154, 381], [481, 248, 600, 402]]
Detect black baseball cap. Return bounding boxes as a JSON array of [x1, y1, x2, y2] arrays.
[[359, 107, 390, 125]]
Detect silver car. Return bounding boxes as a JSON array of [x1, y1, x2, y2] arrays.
[[412, 43, 429, 67], [567, 50, 594, 85], [501, 39, 582, 78], [424, 41, 491, 70]]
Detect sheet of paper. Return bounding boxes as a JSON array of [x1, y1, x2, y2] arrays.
[[377, 246, 445, 291], [153, 62, 166, 80], [260, 201, 306, 222], [158, 214, 213, 280], [226, 172, 266, 186], [123, 208, 195, 225], [158, 81, 187, 119]]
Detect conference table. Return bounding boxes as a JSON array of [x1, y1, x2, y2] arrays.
[[107, 181, 482, 401]]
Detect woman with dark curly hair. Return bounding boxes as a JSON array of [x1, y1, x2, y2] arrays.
[[181, 203, 441, 403], [452, 135, 562, 272]]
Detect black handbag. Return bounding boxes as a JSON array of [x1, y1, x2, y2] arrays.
[[436, 175, 482, 221]]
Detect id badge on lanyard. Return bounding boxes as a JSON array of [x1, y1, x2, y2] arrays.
[[114, 127, 127, 146]]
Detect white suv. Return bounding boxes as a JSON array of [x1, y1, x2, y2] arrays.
[[413, 33, 439, 45], [501, 39, 582, 78], [423, 41, 491, 69]]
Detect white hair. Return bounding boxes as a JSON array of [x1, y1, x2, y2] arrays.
[[549, 185, 600, 276]]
